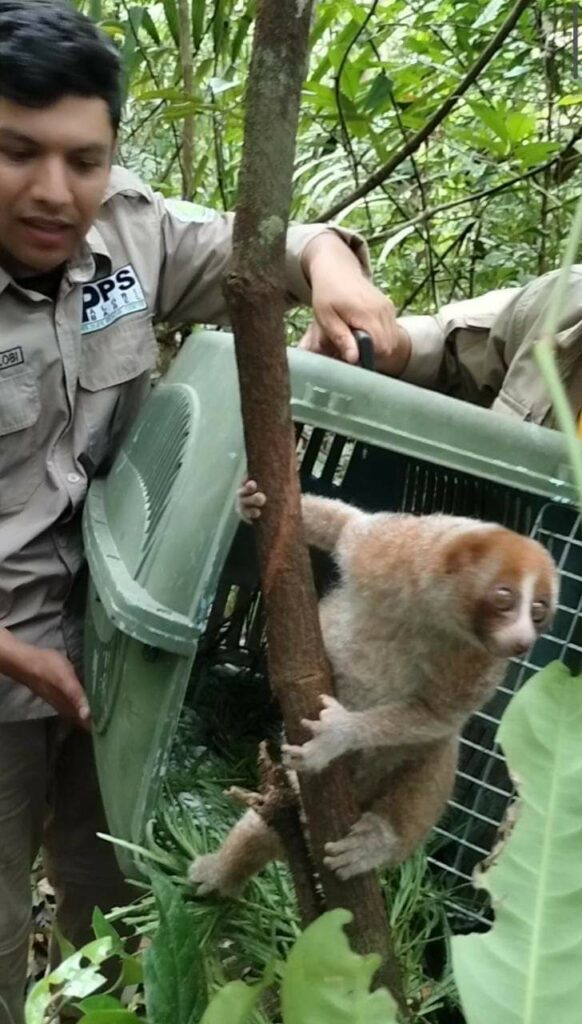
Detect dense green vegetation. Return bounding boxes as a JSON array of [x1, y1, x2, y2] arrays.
[[76, 0, 580, 313]]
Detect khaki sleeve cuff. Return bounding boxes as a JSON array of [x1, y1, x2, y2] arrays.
[[285, 224, 371, 305], [397, 315, 446, 387]]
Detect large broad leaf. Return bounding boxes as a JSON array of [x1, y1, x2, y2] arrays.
[[281, 909, 398, 1024], [25, 938, 113, 1024], [199, 979, 267, 1024], [452, 661, 582, 1024], [143, 874, 206, 1024]]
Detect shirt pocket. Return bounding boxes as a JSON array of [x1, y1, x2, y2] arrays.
[[77, 312, 157, 475], [0, 366, 41, 513]]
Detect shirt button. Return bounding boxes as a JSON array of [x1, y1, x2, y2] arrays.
[[67, 472, 81, 484]]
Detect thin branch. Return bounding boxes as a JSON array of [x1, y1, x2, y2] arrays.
[[178, 0, 195, 199], [398, 220, 475, 313], [316, 0, 534, 222], [333, 0, 381, 230], [367, 152, 570, 245]]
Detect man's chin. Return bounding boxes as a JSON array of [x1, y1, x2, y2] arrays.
[[0, 244, 70, 278]]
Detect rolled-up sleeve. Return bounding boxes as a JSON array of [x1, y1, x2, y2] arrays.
[[397, 289, 519, 404], [153, 196, 370, 325]]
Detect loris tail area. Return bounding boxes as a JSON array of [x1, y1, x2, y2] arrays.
[[189, 487, 558, 895]]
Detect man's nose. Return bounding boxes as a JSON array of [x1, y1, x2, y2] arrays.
[[29, 156, 73, 208]]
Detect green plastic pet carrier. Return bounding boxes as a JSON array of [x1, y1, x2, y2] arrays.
[[83, 329, 581, 911]]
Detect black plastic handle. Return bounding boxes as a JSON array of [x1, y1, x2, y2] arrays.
[[352, 329, 375, 371]]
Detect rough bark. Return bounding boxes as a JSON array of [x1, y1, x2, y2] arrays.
[[223, 0, 406, 1010], [229, 743, 324, 924]]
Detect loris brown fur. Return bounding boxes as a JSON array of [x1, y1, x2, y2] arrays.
[[190, 492, 558, 894]]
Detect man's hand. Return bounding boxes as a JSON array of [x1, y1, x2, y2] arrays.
[[25, 648, 92, 728], [300, 232, 411, 376], [0, 628, 91, 728]]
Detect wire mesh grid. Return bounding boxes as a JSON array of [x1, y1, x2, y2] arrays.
[[431, 501, 582, 923], [196, 426, 582, 926]]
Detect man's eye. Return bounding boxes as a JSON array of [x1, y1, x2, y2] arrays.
[[73, 159, 100, 172], [2, 149, 33, 162]]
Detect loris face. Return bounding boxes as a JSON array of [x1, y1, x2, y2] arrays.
[[445, 527, 559, 659]]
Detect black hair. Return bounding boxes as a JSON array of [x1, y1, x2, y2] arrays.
[[0, 0, 122, 131]]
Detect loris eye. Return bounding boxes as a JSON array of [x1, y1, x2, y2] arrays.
[[492, 586, 516, 611], [531, 600, 548, 624]]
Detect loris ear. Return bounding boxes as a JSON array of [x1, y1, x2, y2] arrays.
[[441, 530, 498, 576]]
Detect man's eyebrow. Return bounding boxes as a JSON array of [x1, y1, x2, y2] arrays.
[[0, 128, 36, 145], [69, 144, 110, 158], [0, 129, 109, 157]]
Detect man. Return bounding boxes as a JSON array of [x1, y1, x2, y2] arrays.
[[0, 1, 399, 1019], [303, 274, 582, 429]]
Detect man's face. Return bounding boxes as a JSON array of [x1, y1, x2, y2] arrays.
[[0, 95, 115, 277]]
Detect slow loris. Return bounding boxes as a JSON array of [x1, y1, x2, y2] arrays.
[[189, 485, 558, 894]]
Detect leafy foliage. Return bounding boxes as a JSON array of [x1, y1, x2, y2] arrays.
[[143, 874, 208, 1024], [74, 0, 579, 315], [452, 661, 582, 1024]]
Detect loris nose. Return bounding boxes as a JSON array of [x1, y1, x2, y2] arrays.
[[512, 637, 533, 657]]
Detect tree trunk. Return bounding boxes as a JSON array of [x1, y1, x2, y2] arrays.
[[223, 0, 406, 1010]]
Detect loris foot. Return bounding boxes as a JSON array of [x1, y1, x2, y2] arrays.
[[189, 852, 239, 897], [323, 812, 399, 880], [281, 695, 356, 773]]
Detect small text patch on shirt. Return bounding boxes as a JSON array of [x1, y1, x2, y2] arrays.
[[0, 346, 24, 371], [81, 264, 148, 335]]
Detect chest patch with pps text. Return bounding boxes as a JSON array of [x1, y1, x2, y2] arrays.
[[81, 264, 148, 335]]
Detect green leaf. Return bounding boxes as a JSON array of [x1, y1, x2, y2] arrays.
[[162, 0, 179, 46], [504, 110, 536, 145], [363, 72, 394, 114], [192, 0, 206, 49], [513, 141, 561, 168], [141, 9, 161, 45], [281, 909, 398, 1024], [78, 996, 125, 1012], [81, 1013, 142, 1024], [212, 0, 227, 52], [473, 0, 505, 30], [199, 979, 266, 1024], [26, 939, 113, 1024], [143, 875, 206, 1024], [52, 919, 76, 961], [452, 662, 582, 1024], [119, 954, 144, 988], [91, 908, 123, 955], [231, 8, 253, 63], [470, 102, 510, 143], [558, 94, 582, 106]]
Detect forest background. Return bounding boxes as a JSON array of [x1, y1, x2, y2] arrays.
[[75, 0, 580, 326]]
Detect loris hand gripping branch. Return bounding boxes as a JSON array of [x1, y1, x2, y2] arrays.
[[190, 484, 558, 894]]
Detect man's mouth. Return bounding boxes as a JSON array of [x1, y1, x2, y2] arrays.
[[19, 217, 74, 247]]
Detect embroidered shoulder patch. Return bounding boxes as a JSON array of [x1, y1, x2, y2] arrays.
[[164, 198, 219, 224], [81, 264, 148, 335]]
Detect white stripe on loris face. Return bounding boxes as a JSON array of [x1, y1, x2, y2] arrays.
[[512, 572, 537, 650]]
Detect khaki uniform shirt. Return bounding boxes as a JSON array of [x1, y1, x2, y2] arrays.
[[399, 267, 582, 426], [0, 165, 368, 721]]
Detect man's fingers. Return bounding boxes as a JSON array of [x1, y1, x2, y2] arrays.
[[314, 313, 360, 363], [56, 674, 92, 728]]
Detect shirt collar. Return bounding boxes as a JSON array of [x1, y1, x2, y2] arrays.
[[67, 224, 112, 284]]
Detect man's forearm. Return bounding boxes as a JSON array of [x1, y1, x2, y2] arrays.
[[0, 627, 41, 687], [300, 230, 363, 285]]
